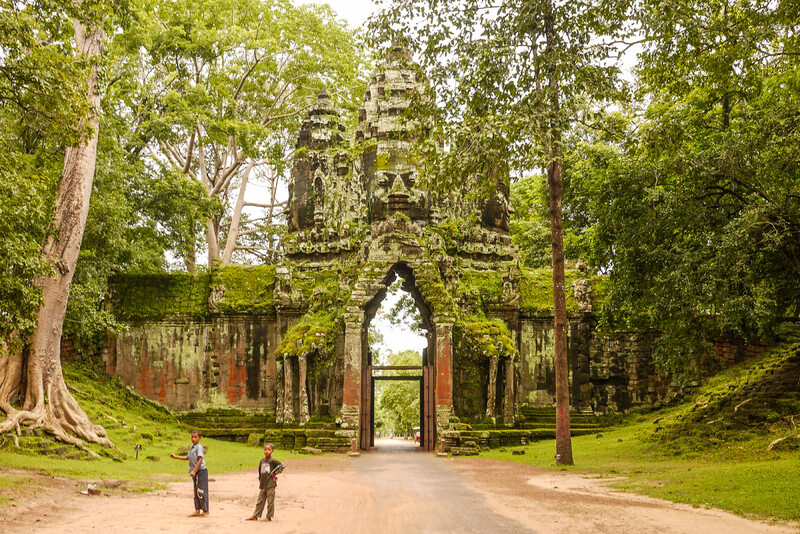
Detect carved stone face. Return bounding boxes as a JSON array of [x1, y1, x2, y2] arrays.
[[480, 179, 513, 233], [371, 166, 428, 221]]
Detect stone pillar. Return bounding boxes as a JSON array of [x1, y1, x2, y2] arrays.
[[276, 357, 285, 423], [503, 357, 515, 425], [298, 354, 310, 422], [486, 355, 499, 418], [341, 318, 362, 427], [283, 356, 294, 423], [435, 322, 454, 426]]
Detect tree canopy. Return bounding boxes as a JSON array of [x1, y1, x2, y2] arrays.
[[560, 0, 800, 377]]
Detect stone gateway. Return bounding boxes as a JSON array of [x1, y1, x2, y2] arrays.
[[103, 47, 682, 451]]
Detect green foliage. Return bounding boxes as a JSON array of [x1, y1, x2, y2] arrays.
[[369, 0, 630, 195], [275, 310, 339, 361], [0, 0, 147, 350], [509, 175, 551, 268], [568, 0, 800, 377], [0, 0, 92, 342], [110, 0, 369, 262], [381, 280, 424, 334], [374, 350, 422, 435]]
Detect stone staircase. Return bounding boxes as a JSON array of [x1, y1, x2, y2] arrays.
[[453, 406, 601, 450], [178, 409, 274, 441], [518, 406, 602, 439], [177, 409, 351, 452]]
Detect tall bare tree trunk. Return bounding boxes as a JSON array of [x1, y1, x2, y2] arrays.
[[545, 0, 573, 466], [222, 162, 254, 264], [0, 16, 111, 451], [206, 218, 221, 266]]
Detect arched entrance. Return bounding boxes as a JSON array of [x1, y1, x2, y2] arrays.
[[360, 365, 435, 451], [355, 263, 439, 451]]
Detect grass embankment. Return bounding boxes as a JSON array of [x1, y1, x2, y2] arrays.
[[482, 343, 800, 522], [0, 360, 301, 495]]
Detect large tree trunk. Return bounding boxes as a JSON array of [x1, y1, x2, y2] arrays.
[[0, 16, 111, 451], [545, 0, 574, 466], [547, 156, 573, 465]]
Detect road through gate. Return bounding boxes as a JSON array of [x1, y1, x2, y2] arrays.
[[360, 365, 436, 451]]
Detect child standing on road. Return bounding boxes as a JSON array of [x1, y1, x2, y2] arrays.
[[170, 430, 209, 517], [245, 443, 285, 522]]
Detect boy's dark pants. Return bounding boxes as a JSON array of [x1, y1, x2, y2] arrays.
[[253, 487, 275, 519], [193, 469, 209, 512]]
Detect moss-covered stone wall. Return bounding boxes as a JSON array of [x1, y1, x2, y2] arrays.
[[103, 265, 671, 417], [104, 315, 279, 412]]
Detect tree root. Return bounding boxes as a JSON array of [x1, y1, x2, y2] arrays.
[[0, 385, 113, 456]]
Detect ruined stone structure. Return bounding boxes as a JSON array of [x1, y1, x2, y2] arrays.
[[103, 47, 679, 450], [266, 45, 523, 450]]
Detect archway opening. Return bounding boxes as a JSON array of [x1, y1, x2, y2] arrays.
[[361, 264, 435, 451]]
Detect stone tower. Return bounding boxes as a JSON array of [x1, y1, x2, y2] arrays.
[[278, 46, 521, 450]]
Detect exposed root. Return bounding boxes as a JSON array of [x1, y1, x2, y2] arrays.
[[734, 398, 752, 412], [1, 382, 113, 455]]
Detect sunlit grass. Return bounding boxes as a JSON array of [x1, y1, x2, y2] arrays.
[[0, 359, 305, 492], [479, 413, 800, 521]]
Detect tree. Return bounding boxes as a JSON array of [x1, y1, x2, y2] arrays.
[[576, 0, 800, 377], [0, 0, 113, 449], [119, 0, 367, 268], [0, 0, 91, 348], [371, 0, 632, 464], [509, 175, 551, 268], [375, 350, 423, 435]]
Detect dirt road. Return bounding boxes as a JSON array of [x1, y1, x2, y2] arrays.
[[1, 438, 795, 533]]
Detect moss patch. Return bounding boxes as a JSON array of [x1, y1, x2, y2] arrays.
[[276, 310, 340, 361], [211, 265, 276, 315], [108, 265, 281, 321], [455, 315, 518, 360], [108, 273, 212, 322], [646, 343, 800, 457], [457, 269, 504, 310], [519, 267, 590, 316]]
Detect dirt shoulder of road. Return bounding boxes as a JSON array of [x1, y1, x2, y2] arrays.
[[449, 458, 799, 534], [1, 455, 797, 534]]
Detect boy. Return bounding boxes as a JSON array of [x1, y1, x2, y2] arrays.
[[245, 442, 284, 521], [169, 430, 209, 517]]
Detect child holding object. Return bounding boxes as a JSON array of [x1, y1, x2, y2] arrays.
[[169, 430, 209, 517], [245, 443, 285, 522]]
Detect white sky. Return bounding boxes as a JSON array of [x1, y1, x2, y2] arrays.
[[297, 0, 378, 28], [370, 284, 428, 360]]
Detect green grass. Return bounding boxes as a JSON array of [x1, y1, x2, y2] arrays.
[[0, 359, 305, 493], [477, 343, 800, 523], [3, 347, 799, 524], [479, 423, 800, 521]]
